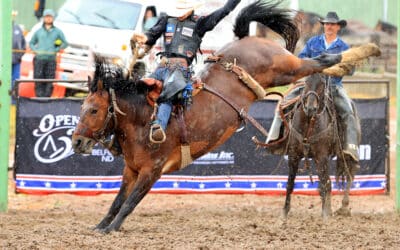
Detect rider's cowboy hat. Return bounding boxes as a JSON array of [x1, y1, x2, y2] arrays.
[[167, 0, 203, 17], [319, 12, 347, 28]]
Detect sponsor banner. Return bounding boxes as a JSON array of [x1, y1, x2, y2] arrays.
[[14, 98, 388, 195]]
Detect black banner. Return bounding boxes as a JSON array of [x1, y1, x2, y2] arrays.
[[14, 97, 388, 195]]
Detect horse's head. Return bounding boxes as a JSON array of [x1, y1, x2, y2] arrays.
[[301, 73, 327, 117], [72, 80, 112, 154], [72, 57, 134, 154]]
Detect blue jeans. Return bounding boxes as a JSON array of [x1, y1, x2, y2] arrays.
[[150, 64, 191, 131], [155, 101, 173, 131]]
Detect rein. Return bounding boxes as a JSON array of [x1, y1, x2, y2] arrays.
[[201, 84, 269, 137], [202, 57, 269, 137]]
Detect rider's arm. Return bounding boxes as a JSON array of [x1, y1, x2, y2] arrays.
[[144, 15, 168, 46], [196, 0, 241, 37]]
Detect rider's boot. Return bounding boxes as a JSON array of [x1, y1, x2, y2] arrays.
[[266, 111, 282, 143], [150, 122, 166, 143], [342, 115, 360, 162], [149, 102, 172, 144]]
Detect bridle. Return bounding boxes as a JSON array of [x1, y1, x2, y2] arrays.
[[301, 90, 320, 115], [79, 88, 125, 150], [300, 76, 330, 117]]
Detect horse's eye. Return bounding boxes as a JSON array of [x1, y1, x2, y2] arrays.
[[91, 109, 98, 115]]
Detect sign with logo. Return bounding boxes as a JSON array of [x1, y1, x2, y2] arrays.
[[14, 98, 388, 195]]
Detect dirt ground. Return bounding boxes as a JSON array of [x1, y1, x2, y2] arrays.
[[1, 186, 400, 249], [1, 101, 399, 249]]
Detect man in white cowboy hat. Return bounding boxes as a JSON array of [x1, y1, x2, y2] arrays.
[[266, 11, 360, 163], [132, 0, 241, 143]]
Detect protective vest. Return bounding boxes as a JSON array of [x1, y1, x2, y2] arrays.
[[163, 17, 202, 64]]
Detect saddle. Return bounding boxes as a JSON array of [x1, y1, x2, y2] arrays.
[[141, 77, 203, 107], [263, 82, 342, 156]]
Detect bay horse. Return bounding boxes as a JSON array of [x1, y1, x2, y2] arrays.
[[72, 1, 346, 233], [282, 73, 360, 218]]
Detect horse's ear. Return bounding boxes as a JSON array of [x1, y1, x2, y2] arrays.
[[97, 79, 104, 91]]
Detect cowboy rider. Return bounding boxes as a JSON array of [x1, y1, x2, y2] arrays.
[[132, 0, 241, 143], [266, 11, 360, 163]]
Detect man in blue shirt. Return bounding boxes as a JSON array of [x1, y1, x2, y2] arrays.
[[267, 12, 360, 162]]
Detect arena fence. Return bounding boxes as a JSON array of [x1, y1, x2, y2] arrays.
[[13, 79, 390, 196]]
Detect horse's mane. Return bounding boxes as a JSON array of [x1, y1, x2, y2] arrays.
[[90, 56, 149, 101], [233, 0, 299, 52]]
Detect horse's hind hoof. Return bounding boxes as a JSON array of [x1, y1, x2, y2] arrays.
[[334, 207, 351, 217], [96, 227, 113, 234]]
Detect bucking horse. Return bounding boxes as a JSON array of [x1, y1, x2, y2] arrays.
[[72, 0, 380, 233]]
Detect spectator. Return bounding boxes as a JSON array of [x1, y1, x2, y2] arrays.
[[143, 6, 158, 32], [29, 9, 68, 97], [11, 10, 26, 104]]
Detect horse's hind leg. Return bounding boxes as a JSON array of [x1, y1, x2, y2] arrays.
[[95, 167, 138, 230], [283, 155, 300, 218], [316, 157, 332, 219], [99, 168, 160, 233]]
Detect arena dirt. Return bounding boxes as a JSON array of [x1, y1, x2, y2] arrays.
[[1, 107, 398, 249], [1, 188, 399, 249]]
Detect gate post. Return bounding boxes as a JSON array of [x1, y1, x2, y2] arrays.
[[396, 14, 400, 212], [0, 0, 12, 212]]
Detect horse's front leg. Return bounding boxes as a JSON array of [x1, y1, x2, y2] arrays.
[[335, 157, 358, 217], [99, 167, 161, 234], [95, 167, 138, 230], [283, 155, 300, 218], [316, 157, 332, 218]]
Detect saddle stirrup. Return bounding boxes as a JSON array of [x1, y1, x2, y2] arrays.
[[149, 124, 166, 144], [266, 112, 282, 143]]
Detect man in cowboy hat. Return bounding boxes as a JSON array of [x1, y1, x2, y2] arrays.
[[132, 0, 241, 143], [266, 11, 360, 163]]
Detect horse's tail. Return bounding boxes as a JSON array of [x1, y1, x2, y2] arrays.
[[233, 0, 299, 53]]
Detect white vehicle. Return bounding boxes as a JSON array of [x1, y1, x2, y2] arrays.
[[22, 0, 170, 81], [21, 0, 252, 85]]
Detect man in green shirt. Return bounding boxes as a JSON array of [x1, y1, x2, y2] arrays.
[[29, 9, 68, 97]]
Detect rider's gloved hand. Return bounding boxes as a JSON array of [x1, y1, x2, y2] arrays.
[[131, 33, 148, 45]]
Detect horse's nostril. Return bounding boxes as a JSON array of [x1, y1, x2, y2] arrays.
[[73, 139, 82, 148]]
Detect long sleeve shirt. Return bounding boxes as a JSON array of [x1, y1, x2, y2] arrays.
[[29, 24, 68, 61], [298, 34, 349, 86]]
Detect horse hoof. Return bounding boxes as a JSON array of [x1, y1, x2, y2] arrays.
[[281, 209, 289, 220], [334, 207, 351, 217], [97, 227, 112, 234], [93, 223, 107, 231]]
